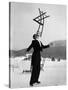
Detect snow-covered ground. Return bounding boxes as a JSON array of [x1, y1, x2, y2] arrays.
[[10, 56, 66, 88]]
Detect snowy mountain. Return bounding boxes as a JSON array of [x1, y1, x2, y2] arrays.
[[53, 40, 66, 47]]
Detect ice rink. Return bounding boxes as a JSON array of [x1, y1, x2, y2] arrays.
[[10, 56, 66, 88]]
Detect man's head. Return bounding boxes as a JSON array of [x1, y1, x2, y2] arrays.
[[33, 34, 39, 40]]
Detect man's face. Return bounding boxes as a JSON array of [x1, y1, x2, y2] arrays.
[[36, 34, 39, 39]]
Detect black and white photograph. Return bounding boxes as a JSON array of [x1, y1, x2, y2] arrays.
[[9, 2, 66, 88]]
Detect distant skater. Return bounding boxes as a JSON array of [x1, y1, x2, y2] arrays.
[[26, 34, 52, 86]]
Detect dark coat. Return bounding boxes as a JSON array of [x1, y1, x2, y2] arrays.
[[26, 39, 50, 84], [26, 40, 49, 66]]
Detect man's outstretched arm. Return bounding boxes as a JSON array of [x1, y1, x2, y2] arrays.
[[41, 43, 50, 49], [26, 41, 33, 52]]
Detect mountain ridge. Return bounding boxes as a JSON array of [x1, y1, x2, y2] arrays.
[[9, 40, 66, 59]]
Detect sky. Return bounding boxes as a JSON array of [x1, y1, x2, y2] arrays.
[[10, 2, 66, 50]]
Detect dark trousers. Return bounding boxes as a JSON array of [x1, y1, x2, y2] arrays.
[[30, 64, 40, 84]]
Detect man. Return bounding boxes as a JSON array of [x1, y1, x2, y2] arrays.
[[26, 34, 52, 86]]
